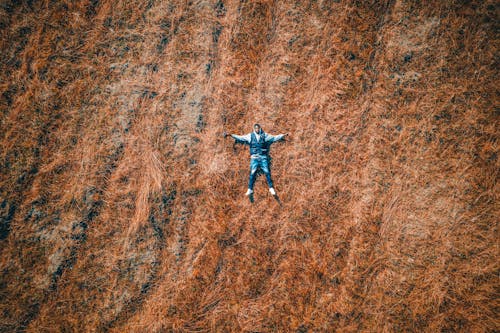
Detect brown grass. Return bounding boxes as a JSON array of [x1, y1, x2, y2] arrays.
[[0, 0, 498, 332]]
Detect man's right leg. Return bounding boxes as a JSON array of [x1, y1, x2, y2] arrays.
[[247, 158, 259, 195]]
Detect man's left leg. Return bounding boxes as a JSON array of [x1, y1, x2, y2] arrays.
[[260, 158, 276, 195]]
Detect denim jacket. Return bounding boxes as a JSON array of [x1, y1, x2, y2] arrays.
[[231, 131, 284, 158]]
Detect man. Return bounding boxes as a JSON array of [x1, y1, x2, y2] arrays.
[[224, 124, 287, 197]]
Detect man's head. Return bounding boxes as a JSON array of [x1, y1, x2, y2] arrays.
[[253, 123, 262, 133]]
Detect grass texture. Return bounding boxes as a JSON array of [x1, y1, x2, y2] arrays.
[[0, 0, 498, 331]]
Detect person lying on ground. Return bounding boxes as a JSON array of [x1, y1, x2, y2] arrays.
[[224, 123, 287, 197]]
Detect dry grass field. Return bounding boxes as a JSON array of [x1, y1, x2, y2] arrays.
[[0, 0, 498, 331]]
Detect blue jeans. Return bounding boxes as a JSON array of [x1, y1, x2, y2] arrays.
[[249, 155, 273, 190]]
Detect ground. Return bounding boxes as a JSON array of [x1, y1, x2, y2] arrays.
[[0, 0, 498, 332]]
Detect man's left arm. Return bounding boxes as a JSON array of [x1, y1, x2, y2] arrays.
[[265, 133, 287, 143]]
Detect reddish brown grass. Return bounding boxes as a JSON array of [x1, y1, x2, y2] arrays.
[[0, 0, 498, 332]]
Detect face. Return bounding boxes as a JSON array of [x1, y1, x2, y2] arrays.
[[254, 125, 261, 133]]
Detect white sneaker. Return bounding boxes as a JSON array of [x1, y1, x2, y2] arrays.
[[245, 189, 254, 196], [269, 188, 276, 196]]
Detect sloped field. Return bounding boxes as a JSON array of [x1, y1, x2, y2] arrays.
[[0, 0, 498, 331]]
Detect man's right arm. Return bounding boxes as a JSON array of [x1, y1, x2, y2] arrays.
[[228, 133, 251, 144]]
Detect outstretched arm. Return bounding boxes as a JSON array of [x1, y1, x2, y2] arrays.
[[226, 133, 251, 144], [265, 133, 287, 143]]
